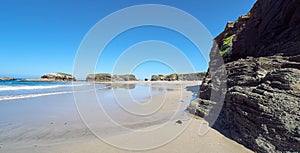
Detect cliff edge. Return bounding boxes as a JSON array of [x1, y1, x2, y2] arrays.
[[189, 0, 300, 152]]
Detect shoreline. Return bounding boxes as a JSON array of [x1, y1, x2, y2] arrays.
[[0, 81, 253, 153]]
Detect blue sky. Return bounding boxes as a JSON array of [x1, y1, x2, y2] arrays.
[[0, 0, 256, 79]]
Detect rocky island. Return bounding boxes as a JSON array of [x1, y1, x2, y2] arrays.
[[21, 72, 76, 82], [150, 72, 206, 81], [188, 0, 300, 152], [86, 74, 137, 82], [0, 77, 16, 81]]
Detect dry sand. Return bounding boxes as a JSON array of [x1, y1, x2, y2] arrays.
[[1, 81, 253, 153]]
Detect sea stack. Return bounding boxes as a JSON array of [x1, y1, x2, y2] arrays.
[[86, 74, 137, 82], [189, 0, 300, 152], [150, 73, 206, 81], [21, 72, 76, 82], [0, 77, 16, 81], [41, 73, 76, 81]]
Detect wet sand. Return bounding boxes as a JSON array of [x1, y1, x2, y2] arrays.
[[0, 81, 253, 153]]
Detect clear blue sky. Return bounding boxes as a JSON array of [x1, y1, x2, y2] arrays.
[[0, 0, 256, 79]]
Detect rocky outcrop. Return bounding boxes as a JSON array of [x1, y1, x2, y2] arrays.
[[151, 73, 205, 81], [86, 74, 137, 82], [41, 73, 76, 81], [178, 72, 206, 81], [86, 74, 112, 82], [0, 77, 16, 81], [112, 74, 137, 81], [151, 74, 166, 81], [21, 73, 76, 82], [188, 0, 300, 152]]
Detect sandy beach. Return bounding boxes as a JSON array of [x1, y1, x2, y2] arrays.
[[0, 81, 253, 153]]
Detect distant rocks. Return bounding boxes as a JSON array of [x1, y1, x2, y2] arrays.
[[113, 74, 137, 81], [151, 74, 167, 81], [0, 77, 16, 81], [41, 73, 76, 81], [151, 73, 205, 81], [21, 72, 76, 82], [178, 73, 206, 81], [86, 73, 111, 82], [86, 74, 137, 82]]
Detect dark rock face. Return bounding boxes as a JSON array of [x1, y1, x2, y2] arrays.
[[189, 0, 300, 152], [218, 56, 300, 152], [86, 74, 137, 82], [217, 0, 300, 62]]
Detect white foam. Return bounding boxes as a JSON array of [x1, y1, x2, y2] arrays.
[[0, 91, 73, 101], [0, 84, 87, 91], [0, 86, 109, 101]]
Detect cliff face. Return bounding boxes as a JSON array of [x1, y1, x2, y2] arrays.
[[218, 0, 300, 62], [189, 0, 300, 152]]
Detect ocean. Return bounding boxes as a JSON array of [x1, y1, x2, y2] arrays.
[[0, 80, 193, 150], [0, 80, 168, 102], [0, 80, 90, 101]]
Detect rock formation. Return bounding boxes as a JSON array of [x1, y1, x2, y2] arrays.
[[188, 0, 300, 152], [112, 74, 137, 81], [21, 73, 76, 82], [178, 72, 206, 81], [0, 77, 16, 81], [41, 73, 76, 81], [86, 74, 112, 82], [86, 74, 137, 82], [151, 73, 205, 81], [151, 74, 165, 81]]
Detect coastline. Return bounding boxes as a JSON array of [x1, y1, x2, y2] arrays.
[[0, 81, 253, 153]]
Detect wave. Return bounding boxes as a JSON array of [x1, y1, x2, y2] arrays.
[[0, 84, 87, 91], [0, 91, 73, 101], [0, 86, 109, 101]]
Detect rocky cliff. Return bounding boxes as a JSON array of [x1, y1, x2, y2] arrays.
[[188, 0, 300, 152]]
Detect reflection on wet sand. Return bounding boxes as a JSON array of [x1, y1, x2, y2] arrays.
[[105, 83, 136, 89]]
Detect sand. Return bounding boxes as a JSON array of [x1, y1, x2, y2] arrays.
[[0, 81, 253, 153]]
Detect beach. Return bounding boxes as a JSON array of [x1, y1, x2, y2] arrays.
[[0, 81, 252, 153]]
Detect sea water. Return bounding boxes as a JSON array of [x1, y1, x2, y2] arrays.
[[0, 80, 169, 124], [0, 80, 166, 102], [0, 80, 185, 149], [0, 80, 91, 101]]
